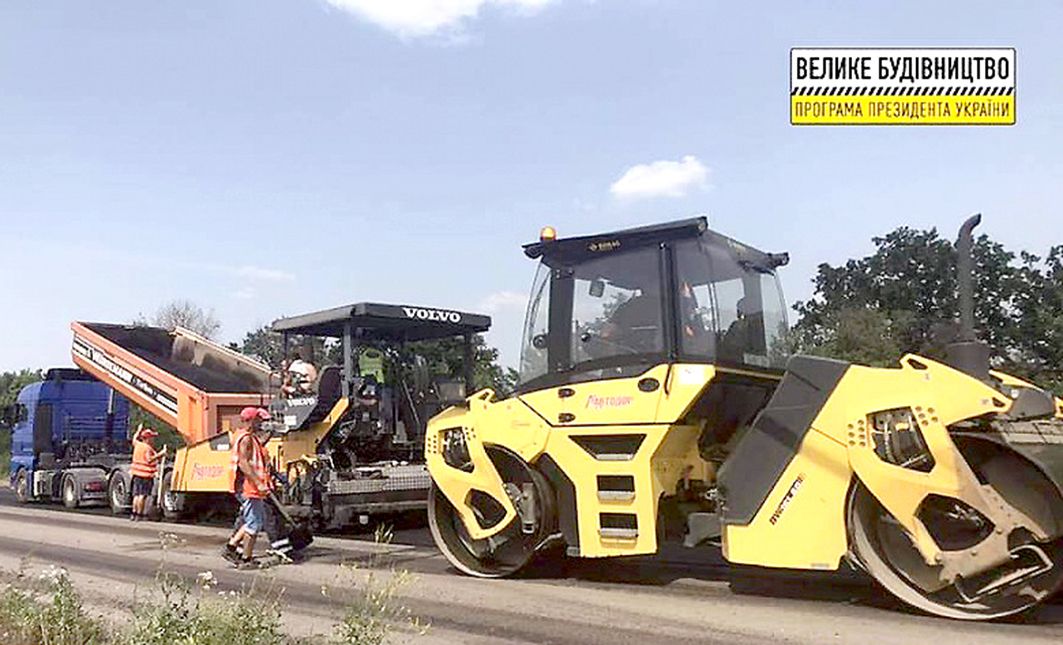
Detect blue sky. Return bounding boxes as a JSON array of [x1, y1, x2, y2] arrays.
[[1, 0, 1061, 371]]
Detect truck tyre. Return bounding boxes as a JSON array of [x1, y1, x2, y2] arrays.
[[61, 476, 80, 509], [108, 472, 131, 515], [160, 471, 186, 520], [13, 470, 31, 504]]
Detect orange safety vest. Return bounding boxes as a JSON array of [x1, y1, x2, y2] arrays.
[[130, 440, 157, 478], [229, 429, 272, 499]]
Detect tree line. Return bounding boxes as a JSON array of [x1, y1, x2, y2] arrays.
[[790, 225, 1062, 394], [230, 323, 520, 395], [2, 222, 1061, 417]]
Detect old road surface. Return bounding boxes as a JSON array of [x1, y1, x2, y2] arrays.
[[0, 495, 1060, 644]]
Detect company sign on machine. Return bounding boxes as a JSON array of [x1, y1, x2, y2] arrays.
[[403, 307, 462, 323], [72, 335, 180, 414], [791, 48, 1015, 125]]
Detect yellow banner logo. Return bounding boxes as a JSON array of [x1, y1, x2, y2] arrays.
[[791, 48, 1015, 126]]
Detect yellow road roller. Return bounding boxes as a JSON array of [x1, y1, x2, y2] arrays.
[[425, 215, 1063, 620]]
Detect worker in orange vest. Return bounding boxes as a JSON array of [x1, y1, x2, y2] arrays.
[[223, 407, 273, 567], [130, 424, 167, 521]]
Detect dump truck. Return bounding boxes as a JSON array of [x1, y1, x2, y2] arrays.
[[2, 368, 131, 509], [425, 215, 1063, 620], [70, 301, 489, 528], [71, 322, 274, 516]]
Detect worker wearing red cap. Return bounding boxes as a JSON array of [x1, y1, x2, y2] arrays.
[[129, 424, 167, 521], [224, 406, 273, 567]]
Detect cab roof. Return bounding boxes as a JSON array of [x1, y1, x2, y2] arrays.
[[523, 216, 788, 271], [271, 302, 491, 341], [524, 217, 707, 263]]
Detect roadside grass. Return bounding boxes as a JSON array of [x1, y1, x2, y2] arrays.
[[124, 571, 288, 645], [0, 560, 422, 645], [0, 565, 104, 645], [0, 436, 11, 479], [324, 567, 424, 645]]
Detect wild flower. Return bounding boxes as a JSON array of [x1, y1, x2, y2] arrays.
[[196, 571, 218, 590]]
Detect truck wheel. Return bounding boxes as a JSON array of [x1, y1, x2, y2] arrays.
[[160, 473, 186, 520], [108, 472, 130, 515], [61, 476, 80, 509], [14, 470, 31, 504]]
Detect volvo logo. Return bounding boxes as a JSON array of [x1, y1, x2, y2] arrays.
[[402, 307, 462, 323]]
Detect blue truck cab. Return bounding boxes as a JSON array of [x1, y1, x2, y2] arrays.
[[3, 368, 131, 508]]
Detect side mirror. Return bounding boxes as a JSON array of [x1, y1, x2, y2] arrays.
[[589, 279, 605, 298]]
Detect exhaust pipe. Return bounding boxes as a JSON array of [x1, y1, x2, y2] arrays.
[[945, 214, 991, 380], [956, 214, 981, 342]]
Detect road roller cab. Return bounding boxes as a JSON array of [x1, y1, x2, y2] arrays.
[[425, 216, 1063, 620]]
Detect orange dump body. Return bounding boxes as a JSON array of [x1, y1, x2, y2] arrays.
[[71, 322, 273, 445]]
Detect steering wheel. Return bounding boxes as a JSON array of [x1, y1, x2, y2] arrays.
[[579, 331, 641, 355]]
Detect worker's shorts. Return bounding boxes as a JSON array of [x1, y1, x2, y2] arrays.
[[239, 496, 266, 535], [131, 475, 154, 498]]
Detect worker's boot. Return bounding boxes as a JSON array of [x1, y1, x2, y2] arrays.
[[234, 557, 261, 570], [221, 544, 242, 564]]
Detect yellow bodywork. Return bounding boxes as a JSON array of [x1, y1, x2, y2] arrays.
[[992, 369, 1063, 419], [725, 355, 1012, 570], [427, 354, 1051, 571], [428, 363, 773, 557], [169, 398, 349, 495]]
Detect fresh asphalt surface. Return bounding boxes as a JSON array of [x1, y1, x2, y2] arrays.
[[0, 489, 1061, 644]]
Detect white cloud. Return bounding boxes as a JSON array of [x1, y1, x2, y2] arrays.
[[235, 265, 296, 283], [478, 290, 527, 313], [609, 155, 711, 200], [323, 0, 555, 39], [233, 287, 258, 300]]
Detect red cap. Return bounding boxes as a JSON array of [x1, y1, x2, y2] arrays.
[[139, 428, 158, 439], [240, 407, 271, 422]]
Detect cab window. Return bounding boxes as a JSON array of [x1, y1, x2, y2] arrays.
[[674, 238, 789, 368], [519, 263, 551, 385], [570, 247, 664, 366], [518, 246, 666, 388]]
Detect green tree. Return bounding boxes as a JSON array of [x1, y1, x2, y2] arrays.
[[791, 225, 1063, 394], [791, 307, 912, 368], [0, 369, 44, 476], [128, 405, 184, 451], [401, 335, 518, 396], [1011, 246, 1063, 393], [0, 369, 43, 409], [231, 324, 518, 396], [231, 325, 286, 368]]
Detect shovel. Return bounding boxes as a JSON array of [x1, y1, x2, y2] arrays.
[[150, 454, 168, 521], [268, 492, 314, 551]]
